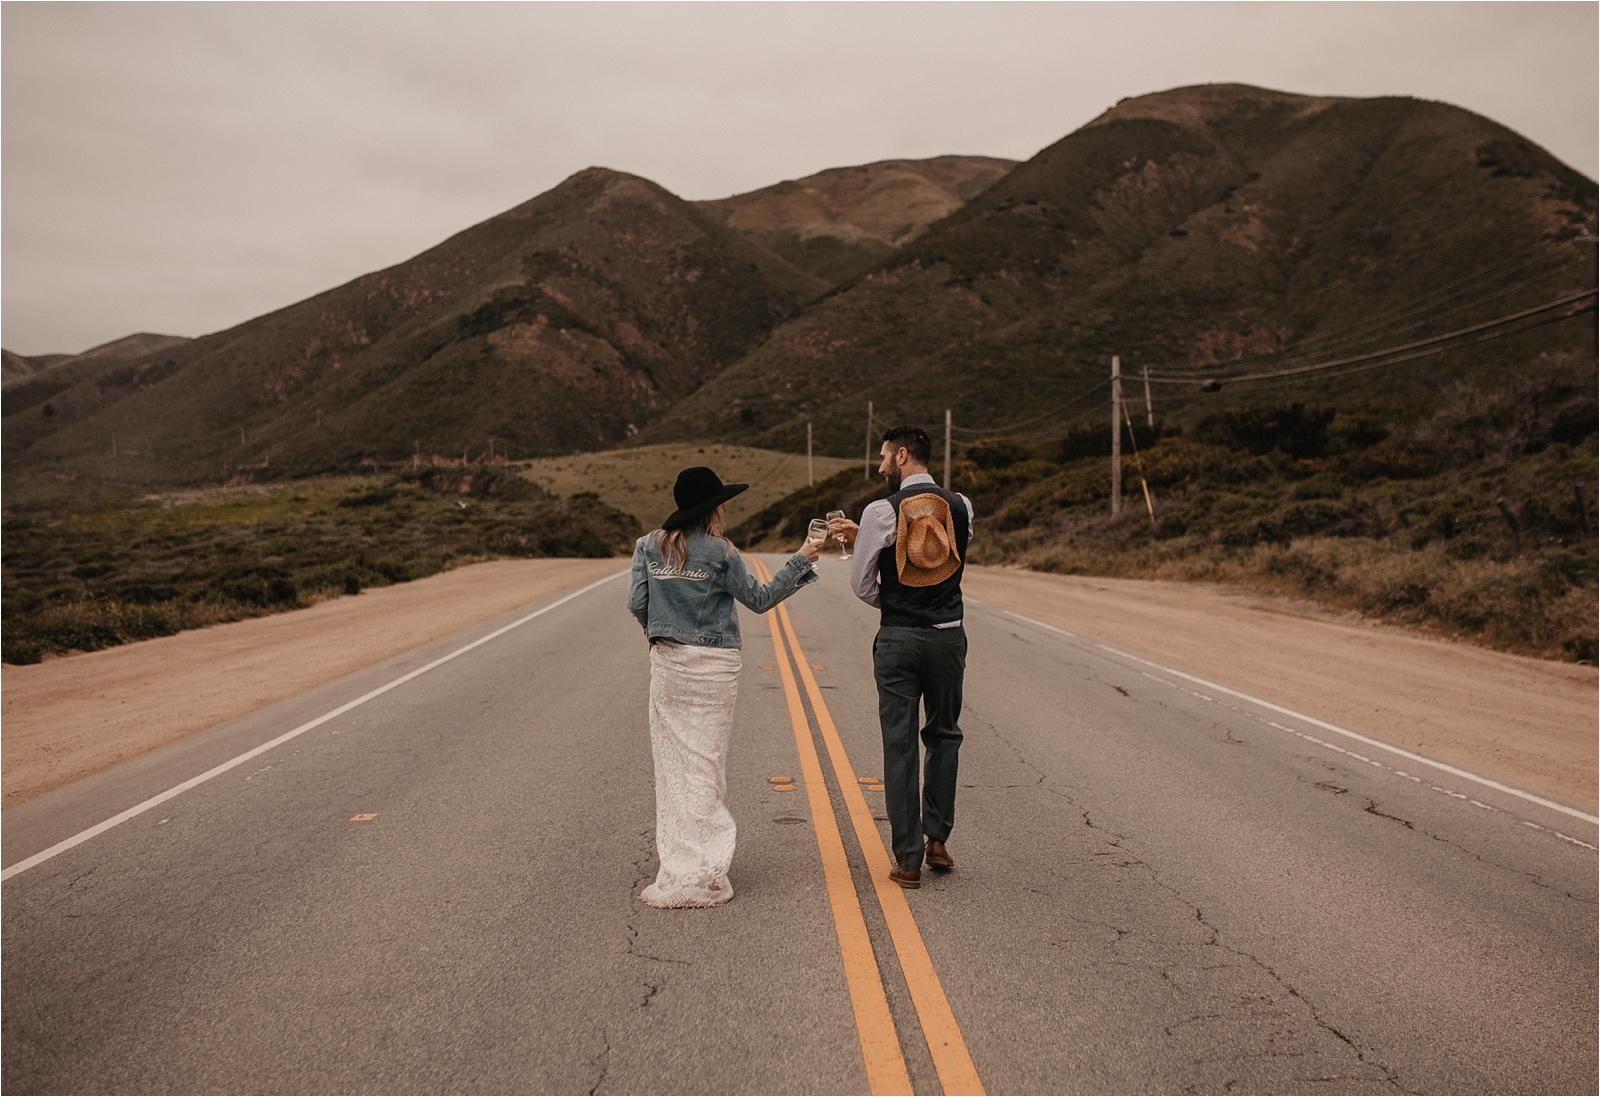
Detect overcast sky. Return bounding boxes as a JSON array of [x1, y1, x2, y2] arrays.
[[3, 1, 1595, 356]]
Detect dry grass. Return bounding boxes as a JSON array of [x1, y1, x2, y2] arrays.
[[742, 355, 1598, 663], [517, 443, 855, 530], [2, 469, 640, 664], [992, 532, 1597, 662]]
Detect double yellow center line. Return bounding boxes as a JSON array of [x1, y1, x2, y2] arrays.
[[750, 557, 984, 1097]]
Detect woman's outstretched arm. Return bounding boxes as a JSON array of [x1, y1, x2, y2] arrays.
[[724, 540, 819, 614]]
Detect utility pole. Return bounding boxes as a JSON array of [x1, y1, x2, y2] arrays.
[[489, 437, 495, 463], [864, 401, 874, 479], [240, 427, 246, 447], [462, 446, 468, 467], [1111, 356, 1122, 517], [1143, 365, 1154, 429], [414, 441, 420, 469], [807, 422, 814, 486], [944, 409, 952, 490], [112, 433, 117, 458]]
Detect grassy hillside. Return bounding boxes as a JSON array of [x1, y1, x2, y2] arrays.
[[733, 350, 1598, 663], [1, 468, 640, 665], [3, 169, 827, 482], [640, 84, 1597, 456], [2, 155, 1022, 493], [2, 332, 191, 407], [1, 439, 854, 663], [697, 155, 1015, 284], [2, 350, 50, 385], [518, 442, 856, 530]]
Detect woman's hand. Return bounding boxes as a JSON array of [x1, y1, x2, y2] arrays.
[[799, 538, 823, 562], [827, 517, 859, 545]]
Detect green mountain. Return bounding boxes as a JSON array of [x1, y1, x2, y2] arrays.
[[1, 333, 189, 395], [6, 86, 1592, 490], [2, 350, 52, 385], [3, 169, 829, 480], [3, 155, 1017, 486], [640, 84, 1596, 455], [698, 155, 1015, 284]]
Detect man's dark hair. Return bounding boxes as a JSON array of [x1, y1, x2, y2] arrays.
[[882, 425, 932, 466]]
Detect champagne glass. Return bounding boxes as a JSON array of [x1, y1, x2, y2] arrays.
[[806, 518, 829, 549], [826, 510, 851, 559]]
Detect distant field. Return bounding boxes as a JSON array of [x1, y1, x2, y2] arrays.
[[517, 443, 858, 531]]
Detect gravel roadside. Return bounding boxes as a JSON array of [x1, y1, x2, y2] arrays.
[[4, 557, 1592, 814], [963, 565, 1597, 811], [1, 557, 624, 809]]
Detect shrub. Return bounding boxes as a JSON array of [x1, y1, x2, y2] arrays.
[[2, 474, 641, 663], [1192, 404, 1337, 458], [965, 438, 1034, 470]]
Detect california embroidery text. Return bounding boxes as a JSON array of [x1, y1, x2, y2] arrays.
[[648, 560, 713, 582]]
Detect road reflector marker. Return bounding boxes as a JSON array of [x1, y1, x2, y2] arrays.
[[774, 784, 796, 791], [813, 664, 826, 670], [349, 813, 378, 822], [761, 664, 776, 670], [858, 777, 880, 785], [770, 776, 794, 783]]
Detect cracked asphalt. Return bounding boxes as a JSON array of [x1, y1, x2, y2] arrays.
[[3, 560, 1596, 1094]]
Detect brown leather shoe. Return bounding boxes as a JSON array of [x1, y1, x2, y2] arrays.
[[889, 867, 921, 889], [925, 840, 955, 871]]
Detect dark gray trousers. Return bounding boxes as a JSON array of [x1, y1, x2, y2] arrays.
[[873, 624, 966, 871]]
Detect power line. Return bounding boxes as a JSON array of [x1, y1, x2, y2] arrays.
[[947, 380, 1111, 436], [1149, 241, 1576, 378], [1144, 288, 1596, 388], [1243, 301, 1592, 394], [1242, 257, 1585, 373]]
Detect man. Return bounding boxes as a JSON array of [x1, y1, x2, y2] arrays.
[[829, 426, 975, 890]]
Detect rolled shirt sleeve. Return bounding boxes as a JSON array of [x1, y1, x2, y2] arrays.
[[848, 500, 896, 607]]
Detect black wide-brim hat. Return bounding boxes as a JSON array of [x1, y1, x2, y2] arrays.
[[662, 466, 748, 529]]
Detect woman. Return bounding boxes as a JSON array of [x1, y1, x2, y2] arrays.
[[626, 466, 821, 908]]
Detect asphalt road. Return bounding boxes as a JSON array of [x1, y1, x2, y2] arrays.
[[4, 558, 1596, 1095]]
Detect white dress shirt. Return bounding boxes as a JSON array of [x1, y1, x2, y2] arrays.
[[848, 472, 976, 626]]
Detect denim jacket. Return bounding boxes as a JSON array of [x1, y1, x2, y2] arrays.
[[627, 529, 817, 648]]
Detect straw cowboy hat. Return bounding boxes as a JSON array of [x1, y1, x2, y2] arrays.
[[895, 493, 961, 587]]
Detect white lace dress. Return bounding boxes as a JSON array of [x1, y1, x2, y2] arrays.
[[641, 640, 743, 908]]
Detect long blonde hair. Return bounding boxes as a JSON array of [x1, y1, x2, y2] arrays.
[[653, 506, 726, 570]]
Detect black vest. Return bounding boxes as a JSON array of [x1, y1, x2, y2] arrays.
[[876, 483, 970, 628]]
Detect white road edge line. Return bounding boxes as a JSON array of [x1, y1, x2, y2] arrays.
[[2, 569, 628, 882], [999, 609, 1600, 828]]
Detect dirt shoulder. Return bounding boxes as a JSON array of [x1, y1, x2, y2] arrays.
[[6, 557, 1592, 815], [964, 566, 1597, 811], [2, 558, 623, 809]]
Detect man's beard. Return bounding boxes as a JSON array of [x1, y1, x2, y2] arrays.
[[884, 465, 902, 491]]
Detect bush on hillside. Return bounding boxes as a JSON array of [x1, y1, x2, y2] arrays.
[[737, 352, 1599, 662], [728, 468, 889, 549], [1, 474, 642, 664]]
